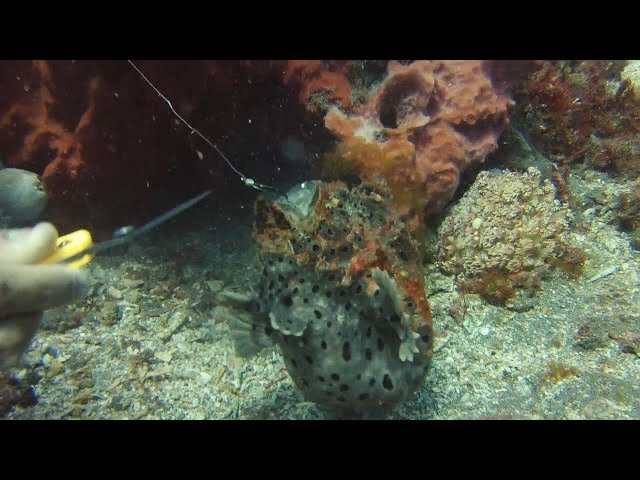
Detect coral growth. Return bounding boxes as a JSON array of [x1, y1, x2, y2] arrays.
[[540, 361, 578, 386], [437, 168, 582, 304], [283, 61, 354, 113], [319, 60, 529, 220], [0, 61, 94, 224], [517, 60, 640, 178]]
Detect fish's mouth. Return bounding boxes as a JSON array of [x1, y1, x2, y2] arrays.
[[277, 180, 320, 221]]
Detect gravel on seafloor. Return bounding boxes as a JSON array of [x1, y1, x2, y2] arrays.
[[5, 173, 640, 420]]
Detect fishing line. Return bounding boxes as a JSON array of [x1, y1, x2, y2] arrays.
[[128, 60, 283, 196]]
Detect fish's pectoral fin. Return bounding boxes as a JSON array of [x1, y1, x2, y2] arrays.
[[227, 308, 273, 358]]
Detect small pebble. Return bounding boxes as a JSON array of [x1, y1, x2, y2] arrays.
[[155, 351, 173, 363], [108, 287, 123, 300]]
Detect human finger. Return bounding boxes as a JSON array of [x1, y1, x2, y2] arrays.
[[0, 312, 41, 366], [0, 264, 89, 314], [0, 222, 58, 265]]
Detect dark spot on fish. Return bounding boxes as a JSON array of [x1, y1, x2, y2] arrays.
[[342, 342, 352, 361], [383, 374, 393, 391]]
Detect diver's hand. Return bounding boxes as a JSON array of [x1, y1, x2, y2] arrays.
[[0, 223, 89, 365]]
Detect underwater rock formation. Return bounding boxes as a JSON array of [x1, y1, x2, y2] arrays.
[[0, 167, 47, 227], [320, 60, 528, 219], [229, 179, 433, 417]]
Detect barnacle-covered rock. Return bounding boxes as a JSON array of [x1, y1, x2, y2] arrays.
[[437, 168, 581, 303]]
